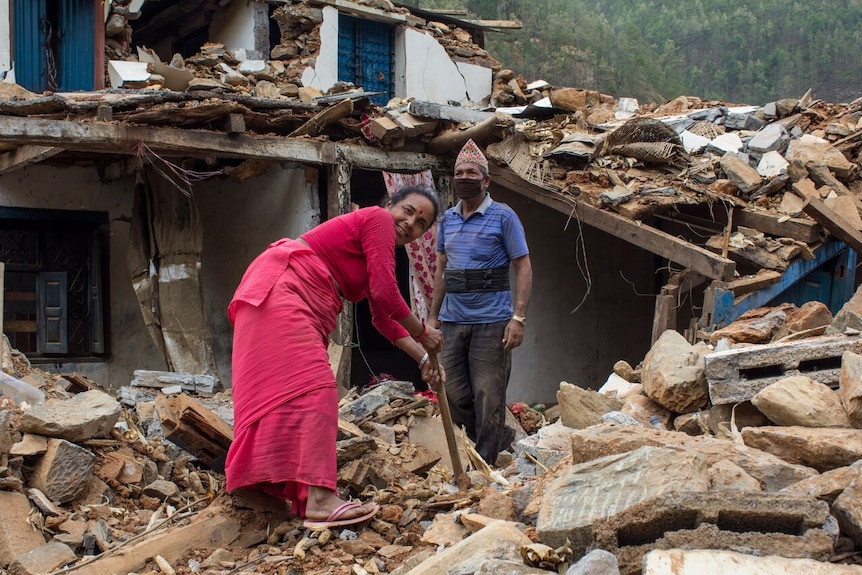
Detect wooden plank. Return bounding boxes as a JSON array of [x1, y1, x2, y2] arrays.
[[0, 116, 449, 172], [0, 145, 62, 175], [651, 284, 678, 344], [154, 394, 233, 468], [801, 196, 862, 254], [3, 320, 37, 332], [489, 165, 736, 281], [73, 508, 240, 575], [723, 270, 782, 296], [734, 208, 825, 243], [463, 19, 524, 29], [289, 97, 353, 138]]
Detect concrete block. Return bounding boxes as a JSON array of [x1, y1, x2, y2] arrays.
[[644, 549, 862, 574], [705, 334, 862, 405], [0, 492, 46, 568], [596, 491, 832, 574]]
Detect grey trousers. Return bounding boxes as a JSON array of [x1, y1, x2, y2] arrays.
[[439, 320, 514, 464]]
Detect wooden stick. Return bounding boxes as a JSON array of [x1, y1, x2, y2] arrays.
[[430, 355, 464, 477]]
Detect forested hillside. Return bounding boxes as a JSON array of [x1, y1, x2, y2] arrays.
[[403, 0, 862, 105]]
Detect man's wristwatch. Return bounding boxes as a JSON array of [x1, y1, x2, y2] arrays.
[[512, 315, 527, 326]]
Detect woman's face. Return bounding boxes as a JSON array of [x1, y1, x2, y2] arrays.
[[388, 193, 435, 245]]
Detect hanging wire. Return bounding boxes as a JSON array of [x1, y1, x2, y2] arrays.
[[41, 18, 57, 92], [134, 142, 223, 196], [564, 203, 592, 314]]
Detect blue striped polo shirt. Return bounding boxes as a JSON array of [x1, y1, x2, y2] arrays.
[[437, 193, 529, 324]]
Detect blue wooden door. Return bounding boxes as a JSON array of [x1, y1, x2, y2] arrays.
[[338, 14, 394, 105]]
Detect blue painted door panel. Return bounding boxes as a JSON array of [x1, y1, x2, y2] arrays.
[[58, 0, 95, 91], [338, 14, 393, 105], [12, 0, 48, 92]]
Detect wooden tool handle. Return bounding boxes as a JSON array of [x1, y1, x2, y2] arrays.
[[429, 354, 464, 477]]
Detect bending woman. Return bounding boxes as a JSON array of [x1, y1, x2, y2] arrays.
[[225, 186, 443, 529]]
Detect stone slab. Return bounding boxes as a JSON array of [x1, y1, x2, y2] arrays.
[[0, 492, 46, 568]]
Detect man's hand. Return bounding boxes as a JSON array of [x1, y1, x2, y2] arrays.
[[421, 324, 444, 354], [427, 315, 441, 330], [502, 320, 524, 350], [421, 360, 445, 392]]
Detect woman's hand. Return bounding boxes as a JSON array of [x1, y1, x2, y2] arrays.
[[421, 359, 445, 392], [421, 324, 444, 354]]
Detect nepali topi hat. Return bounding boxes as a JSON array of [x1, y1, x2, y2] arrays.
[[455, 139, 488, 172]]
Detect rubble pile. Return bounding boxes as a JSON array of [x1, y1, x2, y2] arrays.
[[101, 0, 498, 104], [9, 293, 862, 575]]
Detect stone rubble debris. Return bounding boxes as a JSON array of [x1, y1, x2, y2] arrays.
[[4, 301, 862, 575]]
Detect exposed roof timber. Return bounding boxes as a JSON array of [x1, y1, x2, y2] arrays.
[[0, 116, 449, 172], [309, 0, 419, 25], [391, 2, 518, 32], [462, 20, 523, 30], [489, 164, 736, 282], [0, 146, 63, 175]]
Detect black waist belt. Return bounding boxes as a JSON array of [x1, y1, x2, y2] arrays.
[[445, 266, 510, 293]]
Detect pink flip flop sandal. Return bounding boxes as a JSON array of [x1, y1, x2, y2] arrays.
[[303, 502, 379, 529]]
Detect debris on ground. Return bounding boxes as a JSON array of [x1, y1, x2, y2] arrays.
[[7, 297, 862, 575]]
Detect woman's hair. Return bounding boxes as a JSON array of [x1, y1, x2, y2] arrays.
[[385, 186, 441, 222]]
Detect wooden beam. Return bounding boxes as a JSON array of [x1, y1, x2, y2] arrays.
[[722, 270, 782, 296], [490, 165, 736, 281], [801, 196, 862, 254], [327, 160, 353, 395], [463, 19, 524, 29], [0, 145, 62, 175], [0, 116, 448, 172], [652, 284, 679, 344], [734, 208, 825, 243], [288, 97, 353, 138]]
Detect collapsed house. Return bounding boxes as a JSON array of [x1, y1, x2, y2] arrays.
[[0, 2, 861, 406], [1, 2, 862, 573]]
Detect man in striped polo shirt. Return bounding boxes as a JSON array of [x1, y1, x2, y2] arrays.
[[429, 139, 533, 466]]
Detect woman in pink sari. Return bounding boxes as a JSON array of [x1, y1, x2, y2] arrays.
[[226, 186, 443, 529]]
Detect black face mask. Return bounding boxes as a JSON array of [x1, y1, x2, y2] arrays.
[[454, 177, 484, 200]]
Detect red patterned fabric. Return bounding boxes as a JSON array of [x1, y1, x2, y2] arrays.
[[382, 170, 439, 320]]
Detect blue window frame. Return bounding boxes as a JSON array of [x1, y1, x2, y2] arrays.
[[337, 14, 394, 106]]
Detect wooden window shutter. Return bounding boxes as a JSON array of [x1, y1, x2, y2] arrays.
[[37, 272, 68, 354]]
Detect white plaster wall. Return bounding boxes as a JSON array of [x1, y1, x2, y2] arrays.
[[492, 186, 657, 405], [456, 61, 492, 104], [301, 5, 339, 92], [209, 0, 256, 54], [398, 27, 481, 105], [1, 0, 11, 77], [0, 164, 317, 391]]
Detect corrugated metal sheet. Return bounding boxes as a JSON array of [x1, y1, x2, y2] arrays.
[[12, 0, 48, 92], [338, 14, 394, 106], [58, 0, 95, 91]]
